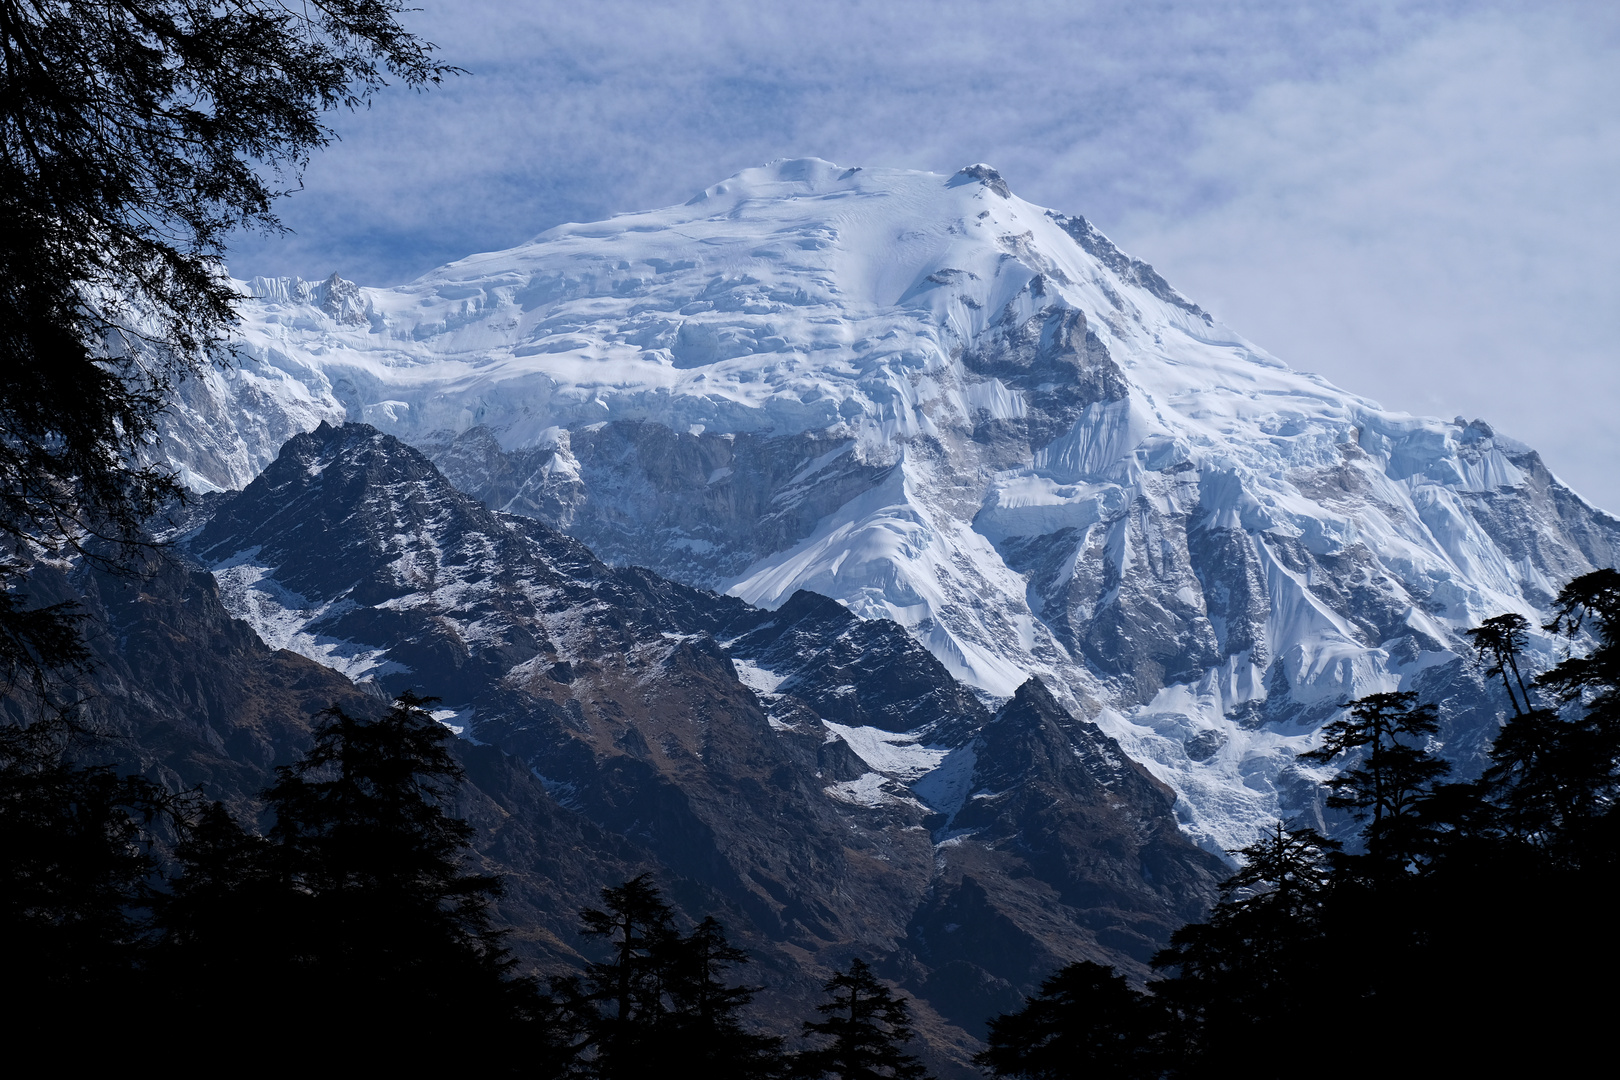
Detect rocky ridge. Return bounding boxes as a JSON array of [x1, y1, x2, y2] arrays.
[[160, 157, 1620, 852], [173, 420, 1225, 1067]]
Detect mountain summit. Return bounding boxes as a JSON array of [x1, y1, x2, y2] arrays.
[[170, 158, 1619, 852]]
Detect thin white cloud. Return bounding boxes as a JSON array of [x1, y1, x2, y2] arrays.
[[231, 0, 1457, 283], [225, 0, 1620, 510], [1117, 6, 1620, 509]]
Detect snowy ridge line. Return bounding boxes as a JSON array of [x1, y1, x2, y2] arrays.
[[168, 158, 1619, 854]]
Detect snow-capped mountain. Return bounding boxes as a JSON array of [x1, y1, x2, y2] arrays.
[[169, 158, 1620, 853], [175, 421, 1224, 1059]]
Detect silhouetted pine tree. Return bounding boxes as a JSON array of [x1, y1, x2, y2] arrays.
[[1293, 693, 1458, 1055], [566, 873, 682, 1077], [1466, 613, 1536, 717], [149, 798, 294, 1030], [561, 876, 784, 1079], [1455, 572, 1620, 1068], [665, 916, 786, 1079], [1300, 691, 1451, 865], [1516, 568, 1620, 865], [155, 800, 275, 961], [0, 716, 164, 1037], [1148, 823, 1337, 1071], [794, 958, 930, 1080], [157, 692, 539, 1064], [975, 961, 1162, 1080]]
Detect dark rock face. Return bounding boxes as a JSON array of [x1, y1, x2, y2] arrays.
[[1186, 524, 1271, 664], [1046, 211, 1211, 322], [998, 469, 1224, 706], [904, 679, 1224, 1034], [8, 551, 656, 977], [13, 555, 369, 808], [951, 164, 1012, 199], [723, 589, 989, 740], [1459, 446, 1620, 608], [168, 422, 1225, 1073], [424, 421, 892, 587], [961, 275, 1129, 449]]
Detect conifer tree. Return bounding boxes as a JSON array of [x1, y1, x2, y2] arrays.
[[0, 716, 164, 1028], [569, 873, 682, 1077], [664, 916, 787, 1079], [1519, 568, 1620, 864], [1461, 611, 1571, 843], [794, 958, 930, 1080], [1148, 824, 1337, 1069], [1466, 613, 1535, 718], [1300, 691, 1450, 863], [250, 692, 532, 1059], [976, 961, 1161, 1080], [149, 799, 282, 1013], [562, 876, 784, 1079]]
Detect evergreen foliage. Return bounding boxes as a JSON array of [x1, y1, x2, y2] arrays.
[[153, 799, 278, 981], [262, 691, 509, 970], [559, 874, 785, 1079], [982, 577, 1620, 1076], [795, 957, 930, 1080], [0, 0, 449, 687], [1465, 613, 1534, 717], [0, 716, 164, 1022], [159, 692, 536, 1060], [566, 873, 683, 1077], [665, 916, 788, 1078], [1298, 690, 1450, 860], [976, 961, 1160, 1079], [1512, 568, 1620, 862], [1148, 824, 1337, 1066]]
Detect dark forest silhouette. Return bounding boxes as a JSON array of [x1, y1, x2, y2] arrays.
[[7, 571, 1618, 1072], [976, 568, 1620, 1077], [4, 4, 1615, 1074], [0, 688, 933, 1075]]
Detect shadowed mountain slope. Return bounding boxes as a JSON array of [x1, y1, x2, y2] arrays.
[[172, 420, 1226, 1068]]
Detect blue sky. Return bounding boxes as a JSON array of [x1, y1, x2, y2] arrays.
[[227, 0, 1620, 511]]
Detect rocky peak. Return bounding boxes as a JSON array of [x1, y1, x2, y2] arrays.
[[166, 161, 1620, 854], [171, 423, 1229, 1069]]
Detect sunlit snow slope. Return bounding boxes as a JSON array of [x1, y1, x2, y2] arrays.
[[172, 158, 1619, 852]]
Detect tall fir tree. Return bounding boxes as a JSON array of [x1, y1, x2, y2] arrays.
[[157, 692, 537, 1064], [794, 958, 930, 1080], [561, 876, 784, 1079], [1, 0, 452, 684], [1148, 824, 1338, 1071], [1465, 613, 1536, 718], [1299, 691, 1450, 865], [976, 961, 1161, 1080], [567, 873, 682, 1078], [664, 916, 786, 1079], [1518, 568, 1620, 865]]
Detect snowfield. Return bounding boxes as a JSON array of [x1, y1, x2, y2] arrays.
[[171, 158, 1619, 855]]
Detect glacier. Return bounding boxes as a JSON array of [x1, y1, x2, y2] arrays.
[[168, 157, 1620, 854]]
